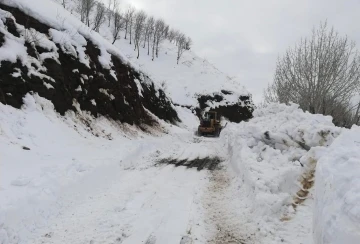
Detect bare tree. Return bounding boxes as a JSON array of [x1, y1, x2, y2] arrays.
[[107, 0, 113, 27], [143, 16, 154, 48], [92, 2, 106, 32], [176, 33, 187, 64], [155, 20, 166, 58], [111, 10, 124, 44], [264, 22, 360, 126], [62, 0, 67, 9], [84, 0, 96, 27], [185, 37, 192, 50], [107, 0, 119, 27], [128, 9, 136, 44], [167, 29, 177, 43], [76, 0, 86, 23], [123, 5, 135, 40], [133, 10, 147, 59], [173, 30, 181, 45], [144, 16, 155, 55], [151, 19, 166, 60]]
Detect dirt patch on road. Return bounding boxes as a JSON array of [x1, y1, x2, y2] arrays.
[[157, 157, 222, 171]]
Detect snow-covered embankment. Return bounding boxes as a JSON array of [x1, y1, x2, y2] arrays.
[[221, 103, 343, 243], [314, 125, 360, 243]]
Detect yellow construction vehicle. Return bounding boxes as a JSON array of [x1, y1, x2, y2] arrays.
[[197, 111, 223, 137]]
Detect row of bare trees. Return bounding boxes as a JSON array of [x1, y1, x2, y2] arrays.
[[264, 22, 360, 127], [61, 0, 192, 63]]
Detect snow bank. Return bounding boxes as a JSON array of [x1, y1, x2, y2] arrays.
[[221, 103, 342, 242], [314, 126, 360, 244]]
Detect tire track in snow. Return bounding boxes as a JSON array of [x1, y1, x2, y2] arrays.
[[204, 167, 247, 244]]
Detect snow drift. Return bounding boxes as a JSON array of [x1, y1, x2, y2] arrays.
[[314, 126, 360, 244], [221, 103, 342, 243]]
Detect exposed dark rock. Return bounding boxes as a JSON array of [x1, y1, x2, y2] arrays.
[[264, 131, 270, 140], [221, 90, 233, 95], [0, 3, 180, 128], [1, 4, 49, 34], [0, 60, 29, 108], [197, 94, 254, 123], [0, 31, 4, 47], [4, 18, 20, 37], [24, 42, 38, 59], [140, 79, 180, 124]]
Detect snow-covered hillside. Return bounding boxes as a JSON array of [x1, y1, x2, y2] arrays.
[[54, 0, 252, 109], [55, 0, 254, 121]]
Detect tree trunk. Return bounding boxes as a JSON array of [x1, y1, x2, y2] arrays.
[[156, 40, 159, 58], [152, 34, 156, 61], [137, 44, 140, 59], [147, 37, 150, 55], [125, 24, 128, 39], [354, 102, 360, 125], [129, 27, 132, 44], [143, 35, 146, 48]]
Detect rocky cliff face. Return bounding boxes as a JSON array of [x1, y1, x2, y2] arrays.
[[0, 3, 179, 126]]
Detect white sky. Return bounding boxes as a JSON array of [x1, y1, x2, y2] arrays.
[[116, 0, 360, 103]]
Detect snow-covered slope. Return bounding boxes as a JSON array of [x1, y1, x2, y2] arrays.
[[114, 38, 249, 107], [53, 0, 252, 109], [55, 0, 254, 121]]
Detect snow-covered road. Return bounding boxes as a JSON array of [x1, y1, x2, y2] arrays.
[[0, 99, 320, 244], [0, 98, 228, 243], [19, 135, 229, 244], [30, 164, 208, 244]]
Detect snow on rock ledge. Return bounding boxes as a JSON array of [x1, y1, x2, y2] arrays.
[[314, 126, 360, 244]]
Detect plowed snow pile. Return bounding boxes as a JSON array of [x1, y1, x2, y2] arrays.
[[314, 126, 360, 243], [220, 103, 343, 243]]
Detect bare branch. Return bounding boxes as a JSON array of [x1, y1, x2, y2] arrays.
[[265, 22, 360, 127]]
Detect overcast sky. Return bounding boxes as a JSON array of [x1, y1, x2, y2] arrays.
[[118, 0, 360, 103]]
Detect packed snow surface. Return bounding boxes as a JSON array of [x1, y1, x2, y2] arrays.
[[0, 95, 215, 244]]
